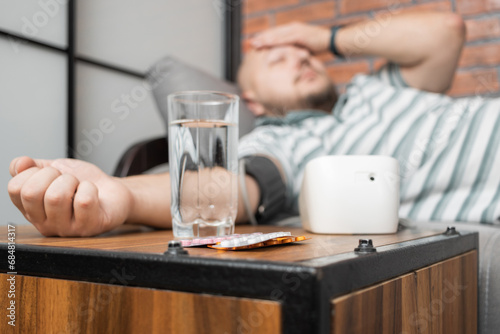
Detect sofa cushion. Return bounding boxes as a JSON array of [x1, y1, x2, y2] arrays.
[[146, 55, 255, 138]]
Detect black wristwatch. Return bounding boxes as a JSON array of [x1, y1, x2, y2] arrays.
[[329, 25, 344, 58], [241, 155, 287, 225]]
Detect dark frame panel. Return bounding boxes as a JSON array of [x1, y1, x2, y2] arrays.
[[0, 1, 78, 157], [0, 0, 236, 158], [0, 30, 66, 53], [224, 0, 242, 82], [67, 0, 76, 157]]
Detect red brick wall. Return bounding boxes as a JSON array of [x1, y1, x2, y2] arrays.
[[242, 0, 500, 97]]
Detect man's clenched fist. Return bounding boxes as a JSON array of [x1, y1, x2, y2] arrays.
[[8, 156, 133, 237]]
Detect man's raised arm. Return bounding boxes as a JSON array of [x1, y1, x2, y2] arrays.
[[251, 11, 466, 94]]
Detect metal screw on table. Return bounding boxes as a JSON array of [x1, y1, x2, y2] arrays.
[[443, 226, 460, 236], [164, 240, 189, 256], [354, 239, 377, 253]]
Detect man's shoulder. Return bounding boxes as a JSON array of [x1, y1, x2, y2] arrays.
[[240, 112, 336, 148], [239, 125, 284, 148], [346, 62, 409, 90]]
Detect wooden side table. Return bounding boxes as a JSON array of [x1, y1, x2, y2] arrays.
[[0, 224, 477, 333]]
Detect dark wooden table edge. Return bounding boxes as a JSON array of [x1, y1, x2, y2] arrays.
[[0, 230, 479, 334]]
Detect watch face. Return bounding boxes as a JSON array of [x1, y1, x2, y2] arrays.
[[243, 156, 287, 224]]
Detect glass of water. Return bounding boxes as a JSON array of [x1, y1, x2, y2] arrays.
[[167, 91, 239, 238]]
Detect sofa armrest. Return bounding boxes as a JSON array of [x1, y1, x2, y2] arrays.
[[113, 137, 168, 177]]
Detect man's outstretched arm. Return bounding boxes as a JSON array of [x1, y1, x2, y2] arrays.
[[122, 169, 261, 227], [251, 11, 466, 93], [8, 156, 260, 237]]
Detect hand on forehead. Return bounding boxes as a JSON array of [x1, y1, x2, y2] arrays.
[[250, 22, 331, 54]]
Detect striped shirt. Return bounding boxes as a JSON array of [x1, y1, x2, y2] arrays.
[[238, 63, 500, 224]]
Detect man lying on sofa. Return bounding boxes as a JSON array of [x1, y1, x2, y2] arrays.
[[8, 11, 500, 236]]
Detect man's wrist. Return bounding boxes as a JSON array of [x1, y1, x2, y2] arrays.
[[242, 156, 287, 225], [329, 25, 344, 57], [120, 173, 172, 228], [319, 26, 333, 53], [114, 176, 138, 224]]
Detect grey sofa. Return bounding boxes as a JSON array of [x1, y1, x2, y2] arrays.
[[135, 55, 500, 334]]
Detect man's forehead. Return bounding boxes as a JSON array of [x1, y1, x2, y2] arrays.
[[247, 47, 275, 61], [238, 45, 309, 89], [246, 45, 304, 64]]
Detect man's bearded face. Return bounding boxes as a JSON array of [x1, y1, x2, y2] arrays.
[[239, 46, 338, 116]]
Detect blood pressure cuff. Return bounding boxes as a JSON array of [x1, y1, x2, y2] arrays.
[[241, 155, 288, 225]]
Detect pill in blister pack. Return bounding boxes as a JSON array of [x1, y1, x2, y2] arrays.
[[218, 231, 291, 247], [178, 233, 263, 247], [208, 232, 309, 251]]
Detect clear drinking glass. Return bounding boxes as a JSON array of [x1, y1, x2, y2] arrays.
[[167, 91, 239, 238]]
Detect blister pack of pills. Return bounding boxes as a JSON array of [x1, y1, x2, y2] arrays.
[[177, 232, 309, 251], [179, 233, 264, 247], [208, 232, 308, 250]]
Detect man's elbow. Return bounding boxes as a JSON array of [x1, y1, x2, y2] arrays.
[[427, 12, 466, 93], [443, 12, 466, 45]]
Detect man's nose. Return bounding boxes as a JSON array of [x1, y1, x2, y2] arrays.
[[291, 49, 311, 68]]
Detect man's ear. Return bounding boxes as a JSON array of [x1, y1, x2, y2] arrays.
[[241, 91, 266, 117]]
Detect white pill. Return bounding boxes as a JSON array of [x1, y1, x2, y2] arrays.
[[220, 240, 231, 247], [247, 237, 259, 244]]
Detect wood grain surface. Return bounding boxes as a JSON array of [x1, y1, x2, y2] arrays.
[[331, 250, 478, 334], [0, 224, 442, 263], [0, 274, 281, 334]]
